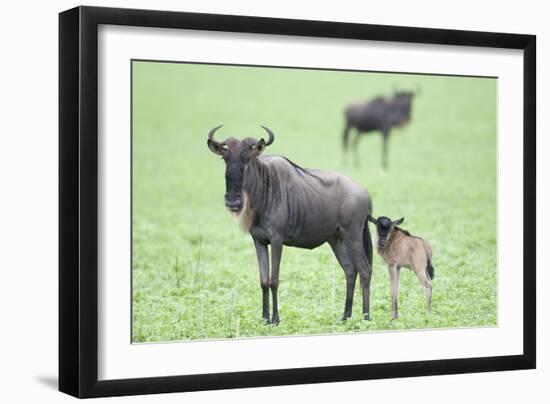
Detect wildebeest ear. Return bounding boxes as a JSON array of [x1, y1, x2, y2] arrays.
[[367, 215, 377, 224], [254, 138, 266, 154], [393, 217, 404, 226], [207, 139, 226, 156]]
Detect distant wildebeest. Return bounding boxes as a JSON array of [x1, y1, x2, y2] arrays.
[[343, 90, 417, 169], [207, 125, 374, 324], [368, 215, 434, 320]]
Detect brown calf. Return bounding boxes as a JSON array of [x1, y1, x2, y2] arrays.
[[368, 215, 434, 320]]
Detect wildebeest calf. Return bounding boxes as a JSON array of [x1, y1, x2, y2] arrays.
[[368, 215, 434, 320]]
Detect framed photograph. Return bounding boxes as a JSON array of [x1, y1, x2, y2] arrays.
[[59, 6, 536, 398]]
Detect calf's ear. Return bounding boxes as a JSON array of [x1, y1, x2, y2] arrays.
[[207, 139, 227, 156], [367, 215, 377, 224], [393, 217, 404, 226]]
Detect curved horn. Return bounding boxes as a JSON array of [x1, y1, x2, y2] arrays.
[[208, 125, 224, 143], [260, 125, 275, 146]]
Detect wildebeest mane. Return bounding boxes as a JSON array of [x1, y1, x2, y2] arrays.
[[396, 227, 424, 241], [281, 157, 327, 184], [243, 156, 331, 222]]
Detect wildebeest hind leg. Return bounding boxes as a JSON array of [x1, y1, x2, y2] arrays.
[[270, 239, 283, 325], [342, 124, 351, 165], [253, 238, 270, 323], [382, 131, 390, 170], [343, 236, 373, 320], [352, 131, 362, 168], [329, 240, 356, 320]]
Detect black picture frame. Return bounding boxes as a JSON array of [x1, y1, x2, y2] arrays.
[[59, 5, 536, 398]]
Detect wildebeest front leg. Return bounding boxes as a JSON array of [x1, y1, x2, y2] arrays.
[[270, 238, 283, 325], [253, 238, 270, 323], [329, 240, 356, 320], [344, 237, 372, 320]]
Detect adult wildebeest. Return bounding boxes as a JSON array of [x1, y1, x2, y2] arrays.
[[343, 90, 417, 169], [207, 125, 374, 324], [368, 215, 434, 320]]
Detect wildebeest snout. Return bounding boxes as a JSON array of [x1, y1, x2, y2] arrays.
[[225, 194, 242, 212]]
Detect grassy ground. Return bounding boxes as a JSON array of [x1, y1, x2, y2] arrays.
[[132, 61, 497, 343]]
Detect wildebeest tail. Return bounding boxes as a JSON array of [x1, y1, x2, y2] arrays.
[[363, 220, 373, 267], [426, 258, 435, 280], [363, 203, 373, 267]]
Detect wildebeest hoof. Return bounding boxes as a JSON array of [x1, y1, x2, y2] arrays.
[[363, 313, 371, 321], [271, 317, 280, 325]]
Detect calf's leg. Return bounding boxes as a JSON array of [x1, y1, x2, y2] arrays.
[[388, 264, 400, 320], [412, 263, 433, 314]]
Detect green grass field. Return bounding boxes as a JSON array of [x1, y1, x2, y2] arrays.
[[132, 61, 497, 343]]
